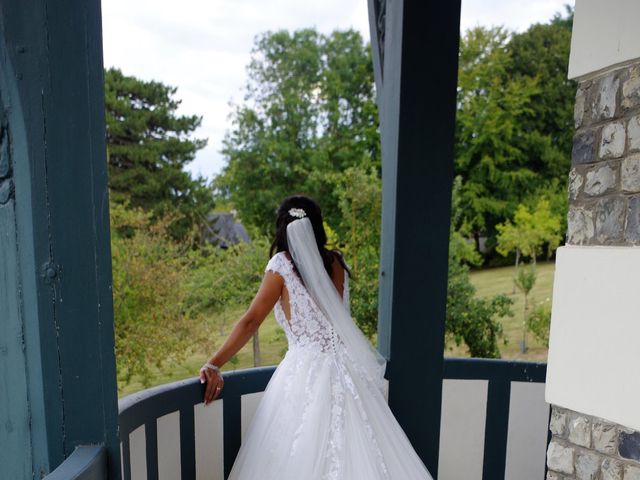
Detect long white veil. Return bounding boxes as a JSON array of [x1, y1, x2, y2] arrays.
[[286, 216, 387, 392]]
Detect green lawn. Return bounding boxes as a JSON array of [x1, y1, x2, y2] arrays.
[[446, 260, 554, 362], [118, 261, 555, 397]]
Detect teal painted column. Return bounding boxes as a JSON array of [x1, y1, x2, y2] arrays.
[[0, 1, 120, 478], [369, 0, 461, 475]]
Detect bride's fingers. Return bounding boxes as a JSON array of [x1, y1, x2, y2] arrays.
[[204, 377, 216, 405], [212, 378, 224, 401], [203, 371, 215, 403]]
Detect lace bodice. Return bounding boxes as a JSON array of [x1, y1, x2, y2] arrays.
[[265, 251, 350, 354]]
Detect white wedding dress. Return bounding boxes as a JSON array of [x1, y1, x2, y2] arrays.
[[227, 251, 433, 480]]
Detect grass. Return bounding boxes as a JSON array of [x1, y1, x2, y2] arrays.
[[118, 260, 555, 397], [444, 260, 555, 362]]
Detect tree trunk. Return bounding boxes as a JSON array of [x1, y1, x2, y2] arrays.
[[252, 331, 261, 367], [511, 248, 520, 295], [521, 292, 528, 353]]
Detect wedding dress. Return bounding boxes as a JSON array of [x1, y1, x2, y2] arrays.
[[227, 247, 433, 479]]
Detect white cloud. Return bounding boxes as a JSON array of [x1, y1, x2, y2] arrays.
[[460, 0, 574, 33], [102, 0, 574, 180]]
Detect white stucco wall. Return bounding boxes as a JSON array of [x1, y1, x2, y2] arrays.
[[569, 0, 640, 79], [545, 246, 640, 431]]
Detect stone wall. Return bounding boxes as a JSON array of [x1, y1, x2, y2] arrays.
[[547, 61, 640, 479], [547, 408, 640, 480], [568, 63, 640, 246]]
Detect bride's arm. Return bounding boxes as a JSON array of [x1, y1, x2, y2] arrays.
[[201, 270, 283, 404]]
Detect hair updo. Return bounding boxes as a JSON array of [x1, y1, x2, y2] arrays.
[[269, 195, 350, 280]]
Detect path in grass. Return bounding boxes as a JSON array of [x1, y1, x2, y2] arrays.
[[118, 261, 555, 397]]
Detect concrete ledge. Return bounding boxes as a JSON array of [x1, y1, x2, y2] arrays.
[[546, 245, 640, 431], [569, 0, 640, 80]]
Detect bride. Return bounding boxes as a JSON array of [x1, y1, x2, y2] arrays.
[[199, 195, 433, 479]]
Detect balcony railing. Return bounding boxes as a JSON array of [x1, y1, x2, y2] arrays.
[[43, 445, 107, 480], [118, 358, 549, 480]]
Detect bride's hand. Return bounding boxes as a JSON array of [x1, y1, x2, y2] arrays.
[[200, 366, 224, 405]]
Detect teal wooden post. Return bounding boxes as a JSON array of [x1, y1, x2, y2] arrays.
[[369, 0, 461, 475], [0, 1, 120, 478]]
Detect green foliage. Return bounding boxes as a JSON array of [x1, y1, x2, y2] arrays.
[[456, 27, 541, 237], [445, 176, 515, 358], [508, 7, 575, 162], [446, 241, 514, 358], [514, 262, 537, 351], [455, 8, 574, 252], [514, 263, 537, 296], [496, 196, 564, 262], [332, 166, 382, 338], [185, 236, 272, 320], [528, 299, 552, 347], [185, 235, 281, 367], [111, 198, 277, 383], [110, 200, 197, 386], [216, 29, 380, 234], [105, 67, 214, 240]]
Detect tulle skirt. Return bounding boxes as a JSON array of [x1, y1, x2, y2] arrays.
[[227, 346, 433, 480]]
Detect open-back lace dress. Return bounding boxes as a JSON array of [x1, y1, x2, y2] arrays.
[[227, 251, 433, 480]]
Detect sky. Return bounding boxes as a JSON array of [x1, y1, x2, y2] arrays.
[[101, 0, 575, 181]]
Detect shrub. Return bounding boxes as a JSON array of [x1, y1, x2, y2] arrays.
[[528, 299, 552, 347], [110, 200, 196, 386]]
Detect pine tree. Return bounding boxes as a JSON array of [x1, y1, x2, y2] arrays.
[[105, 67, 214, 240]]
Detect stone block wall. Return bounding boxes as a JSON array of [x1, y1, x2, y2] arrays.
[[547, 408, 640, 480], [568, 63, 640, 246], [547, 61, 640, 479]]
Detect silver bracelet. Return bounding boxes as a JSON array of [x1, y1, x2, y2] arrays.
[[201, 362, 221, 374]]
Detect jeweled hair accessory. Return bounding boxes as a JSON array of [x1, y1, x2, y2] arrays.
[[288, 207, 306, 218]]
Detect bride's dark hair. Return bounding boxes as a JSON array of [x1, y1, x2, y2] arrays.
[[270, 194, 350, 280]]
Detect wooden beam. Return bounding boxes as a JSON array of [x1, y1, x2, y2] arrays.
[[371, 0, 461, 475], [0, 1, 120, 477]]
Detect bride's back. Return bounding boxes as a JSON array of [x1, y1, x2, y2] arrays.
[[265, 251, 349, 355]]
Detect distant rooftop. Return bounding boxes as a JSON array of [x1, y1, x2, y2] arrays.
[[203, 211, 250, 248]]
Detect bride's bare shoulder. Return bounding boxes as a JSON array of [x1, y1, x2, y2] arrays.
[[329, 250, 346, 282]]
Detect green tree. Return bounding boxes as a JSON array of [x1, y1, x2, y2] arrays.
[[514, 263, 537, 352], [508, 7, 575, 166], [105, 67, 214, 240], [496, 197, 563, 265], [215, 29, 380, 235], [455, 27, 541, 250], [445, 176, 515, 358], [455, 10, 574, 255]]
